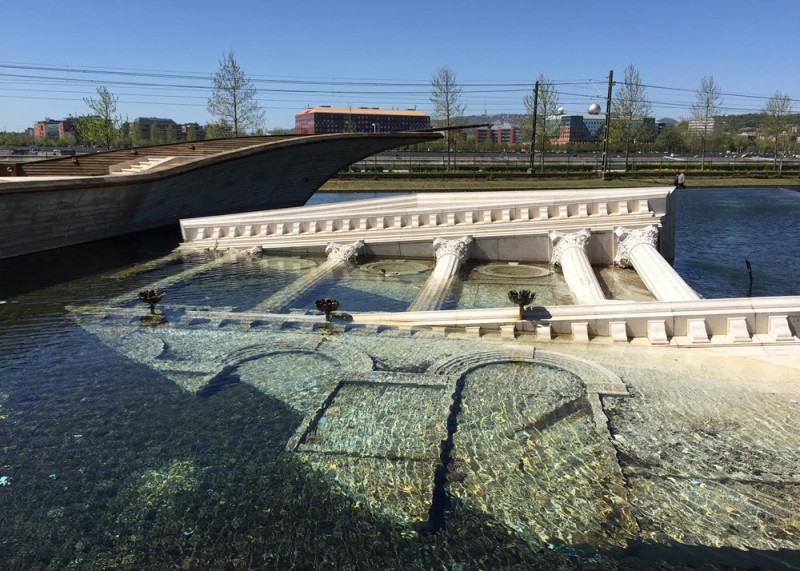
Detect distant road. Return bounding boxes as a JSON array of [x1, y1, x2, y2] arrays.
[[360, 151, 799, 168]]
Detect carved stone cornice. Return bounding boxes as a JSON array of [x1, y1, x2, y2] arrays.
[[614, 225, 659, 267], [549, 229, 591, 266], [432, 236, 472, 263], [325, 240, 365, 262]]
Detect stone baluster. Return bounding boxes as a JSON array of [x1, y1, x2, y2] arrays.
[[408, 236, 472, 312], [253, 240, 364, 312], [615, 225, 700, 301], [549, 229, 607, 305]]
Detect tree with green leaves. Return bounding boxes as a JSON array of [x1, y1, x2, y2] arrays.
[[205, 121, 234, 140], [690, 76, 722, 169], [654, 126, 685, 154], [207, 49, 265, 137], [430, 65, 466, 170], [523, 74, 560, 172], [77, 87, 122, 150], [762, 91, 793, 171], [609, 65, 652, 171], [185, 124, 199, 142]]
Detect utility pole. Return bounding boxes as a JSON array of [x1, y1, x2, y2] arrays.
[[529, 80, 539, 173], [601, 69, 613, 174]]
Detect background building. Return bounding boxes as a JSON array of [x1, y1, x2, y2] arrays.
[[550, 111, 655, 146], [688, 117, 716, 135], [33, 117, 78, 142], [131, 117, 204, 143], [474, 121, 520, 145], [296, 106, 430, 135], [553, 113, 606, 145]]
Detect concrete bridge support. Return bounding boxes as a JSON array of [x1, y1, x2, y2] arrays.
[[408, 236, 472, 312], [253, 240, 364, 312], [615, 225, 700, 302], [549, 229, 608, 305]]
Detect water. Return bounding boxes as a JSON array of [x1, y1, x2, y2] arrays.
[[674, 187, 800, 298], [1, 188, 799, 569]]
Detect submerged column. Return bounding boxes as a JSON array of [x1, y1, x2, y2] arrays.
[[253, 240, 364, 312], [408, 236, 472, 312], [549, 229, 607, 305], [615, 225, 700, 302]]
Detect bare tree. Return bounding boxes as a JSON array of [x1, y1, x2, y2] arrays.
[[208, 49, 265, 137], [523, 75, 560, 172], [610, 64, 652, 171], [78, 86, 122, 150], [430, 65, 466, 170], [691, 76, 722, 170], [762, 91, 793, 172]]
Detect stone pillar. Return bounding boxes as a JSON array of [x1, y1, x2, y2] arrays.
[[253, 240, 364, 312], [408, 236, 472, 312], [615, 225, 700, 302], [549, 229, 607, 305]]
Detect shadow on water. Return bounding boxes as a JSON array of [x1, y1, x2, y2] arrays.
[[0, 226, 181, 299], [195, 365, 241, 398], [2, 193, 800, 568], [3, 322, 798, 569]]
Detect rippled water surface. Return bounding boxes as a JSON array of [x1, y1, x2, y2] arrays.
[[674, 187, 800, 298], [1, 188, 798, 570]]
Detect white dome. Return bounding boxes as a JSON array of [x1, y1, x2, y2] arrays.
[[557, 107, 564, 115], [588, 103, 602, 115]]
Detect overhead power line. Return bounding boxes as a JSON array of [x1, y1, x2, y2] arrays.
[[0, 61, 796, 125]]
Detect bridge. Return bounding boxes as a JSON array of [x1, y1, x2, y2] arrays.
[[0, 132, 440, 259]]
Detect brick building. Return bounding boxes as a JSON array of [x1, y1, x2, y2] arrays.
[[553, 113, 606, 145], [33, 117, 78, 142], [295, 106, 430, 135], [474, 122, 520, 145]]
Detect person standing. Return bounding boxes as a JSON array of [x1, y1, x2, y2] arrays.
[[676, 171, 686, 189]]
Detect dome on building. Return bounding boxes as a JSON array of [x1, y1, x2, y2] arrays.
[[587, 103, 601, 115], [557, 107, 564, 115]]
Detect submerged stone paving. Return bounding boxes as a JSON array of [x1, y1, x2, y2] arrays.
[[52, 247, 799, 567], [70, 297, 800, 564]]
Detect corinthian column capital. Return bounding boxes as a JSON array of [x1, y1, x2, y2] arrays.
[[614, 225, 659, 267], [325, 240, 365, 262], [549, 229, 591, 266], [432, 236, 472, 263]]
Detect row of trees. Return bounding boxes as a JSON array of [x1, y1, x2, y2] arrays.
[[429, 64, 797, 171], [66, 50, 266, 150]]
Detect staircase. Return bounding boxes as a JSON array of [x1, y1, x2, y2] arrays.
[[113, 156, 175, 175]]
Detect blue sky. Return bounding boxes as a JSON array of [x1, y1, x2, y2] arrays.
[[2, 0, 798, 132]]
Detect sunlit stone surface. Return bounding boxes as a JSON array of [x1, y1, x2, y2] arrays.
[[549, 229, 608, 305]]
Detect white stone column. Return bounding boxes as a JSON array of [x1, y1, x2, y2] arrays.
[[253, 240, 364, 312], [615, 225, 700, 302], [408, 236, 472, 312], [549, 229, 607, 305]]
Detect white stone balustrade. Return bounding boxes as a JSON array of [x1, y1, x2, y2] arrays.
[[349, 296, 798, 346], [408, 236, 473, 312], [179, 189, 669, 263], [549, 229, 608, 305], [614, 225, 700, 302], [253, 240, 364, 313]]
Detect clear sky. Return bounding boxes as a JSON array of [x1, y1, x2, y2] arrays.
[[2, 0, 798, 132]]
